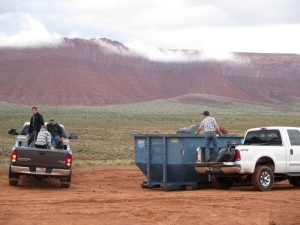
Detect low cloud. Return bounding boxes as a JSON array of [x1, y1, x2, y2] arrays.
[[95, 38, 130, 55], [0, 13, 64, 48], [126, 42, 239, 62]]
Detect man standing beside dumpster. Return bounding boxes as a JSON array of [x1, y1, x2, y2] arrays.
[[195, 111, 222, 162]]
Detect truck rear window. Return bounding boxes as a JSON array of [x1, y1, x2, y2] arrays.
[[244, 129, 282, 145]]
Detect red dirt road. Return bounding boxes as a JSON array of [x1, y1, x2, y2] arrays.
[[0, 166, 299, 225]]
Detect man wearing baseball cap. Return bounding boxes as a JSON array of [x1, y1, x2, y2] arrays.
[[46, 118, 64, 146], [196, 111, 222, 162]]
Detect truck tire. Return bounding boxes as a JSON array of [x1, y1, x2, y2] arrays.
[[212, 177, 233, 190], [8, 166, 19, 186], [60, 172, 72, 188], [289, 177, 300, 187], [252, 165, 274, 191]]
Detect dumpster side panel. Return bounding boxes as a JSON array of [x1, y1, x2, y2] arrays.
[[133, 134, 244, 189]]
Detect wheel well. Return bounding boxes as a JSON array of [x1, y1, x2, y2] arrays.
[[255, 157, 275, 171]]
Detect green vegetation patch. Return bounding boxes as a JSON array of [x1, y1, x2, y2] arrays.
[[1, 96, 300, 166]]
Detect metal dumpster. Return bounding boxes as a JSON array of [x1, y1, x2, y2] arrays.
[[132, 134, 244, 190]]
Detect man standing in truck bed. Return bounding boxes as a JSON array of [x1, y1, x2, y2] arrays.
[[196, 111, 222, 162], [28, 106, 44, 146]]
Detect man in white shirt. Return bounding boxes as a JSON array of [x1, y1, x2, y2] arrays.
[[196, 111, 222, 162]]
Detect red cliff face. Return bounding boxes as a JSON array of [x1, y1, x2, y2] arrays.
[[0, 38, 299, 106]]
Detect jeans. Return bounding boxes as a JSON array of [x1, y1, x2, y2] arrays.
[[51, 134, 60, 145], [28, 131, 37, 147], [205, 131, 218, 161]]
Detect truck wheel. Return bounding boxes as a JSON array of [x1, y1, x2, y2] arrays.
[[289, 177, 300, 187], [8, 166, 19, 186], [252, 165, 274, 191], [61, 183, 70, 188], [212, 177, 233, 189], [60, 172, 72, 188]]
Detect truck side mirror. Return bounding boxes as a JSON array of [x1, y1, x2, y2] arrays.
[[8, 129, 18, 135], [68, 133, 78, 139]]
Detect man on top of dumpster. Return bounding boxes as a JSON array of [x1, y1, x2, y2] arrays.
[[195, 111, 222, 162]]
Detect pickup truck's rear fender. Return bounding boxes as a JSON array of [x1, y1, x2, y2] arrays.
[[255, 157, 275, 171], [238, 156, 275, 173]]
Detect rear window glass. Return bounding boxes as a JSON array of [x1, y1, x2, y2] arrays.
[[19, 125, 29, 135], [244, 129, 282, 145], [287, 129, 300, 146]]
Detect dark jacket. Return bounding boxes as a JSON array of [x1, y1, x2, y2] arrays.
[[47, 123, 63, 137], [29, 112, 44, 134]]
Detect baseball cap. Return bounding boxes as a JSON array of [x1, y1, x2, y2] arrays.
[[202, 111, 210, 116]]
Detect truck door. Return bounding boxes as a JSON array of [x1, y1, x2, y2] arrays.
[[287, 129, 300, 172]]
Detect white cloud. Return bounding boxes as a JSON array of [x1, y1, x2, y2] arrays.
[[126, 41, 237, 62], [1, 0, 300, 56], [0, 13, 63, 48]]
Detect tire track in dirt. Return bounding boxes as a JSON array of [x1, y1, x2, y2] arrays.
[[258, 212, 269, 225]]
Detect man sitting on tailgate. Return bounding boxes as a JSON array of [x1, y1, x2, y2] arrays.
[[46, 118, 64, 146]]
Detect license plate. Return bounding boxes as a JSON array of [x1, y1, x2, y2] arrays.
[[36, 167, 46, 173]]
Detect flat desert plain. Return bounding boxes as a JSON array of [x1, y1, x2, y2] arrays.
[[0, 166, 299, 225]]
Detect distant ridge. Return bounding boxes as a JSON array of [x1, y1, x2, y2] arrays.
[[0, 38, 299, 106]]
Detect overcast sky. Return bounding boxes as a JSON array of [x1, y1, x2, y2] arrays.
[[1, 0, 300, 59]]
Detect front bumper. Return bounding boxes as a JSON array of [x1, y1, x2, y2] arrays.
[[192, 162, 241, 174], [11, 165, 71, 176]]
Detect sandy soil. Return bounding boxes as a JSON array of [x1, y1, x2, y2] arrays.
[[0, 165, 299, 225]]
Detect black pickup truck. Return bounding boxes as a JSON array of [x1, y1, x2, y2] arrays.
[[8, 122, 78, 188]]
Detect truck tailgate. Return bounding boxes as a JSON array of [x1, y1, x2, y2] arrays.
[[191, 162, 241, 174], [13, 147, 70, 168]]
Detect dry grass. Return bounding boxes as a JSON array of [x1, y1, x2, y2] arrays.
[[1, 96, 300, 166]]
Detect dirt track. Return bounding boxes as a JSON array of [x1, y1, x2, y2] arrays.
[[0, 165, 299, 225]]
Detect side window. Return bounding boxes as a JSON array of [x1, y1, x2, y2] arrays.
[[287, 129, 300, 146]]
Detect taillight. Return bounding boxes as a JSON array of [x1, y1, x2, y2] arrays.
[[66, 153, 72, 166], [11, 148, 18, 162], [195, 147, 201, 162], [235, 149, 241, 161]]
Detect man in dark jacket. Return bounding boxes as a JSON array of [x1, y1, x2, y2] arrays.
[[46, 118, 64, 145], [28, 106, 45, 146]]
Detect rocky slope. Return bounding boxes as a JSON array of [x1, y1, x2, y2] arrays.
[[0, 38, 299, 106]]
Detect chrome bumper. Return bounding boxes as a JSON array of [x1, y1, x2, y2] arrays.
[[193, 162, 241, 174], [11, 165, 71, 176]]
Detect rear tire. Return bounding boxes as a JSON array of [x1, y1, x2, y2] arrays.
[[212, 177, 233, 189], [9, 179, 19, 186], [289, 177, 300, 187], [60, 171, 72, 188], [8, 165, 19, 186], [252, 165, 274, 191], [61, 183, 70, 188]]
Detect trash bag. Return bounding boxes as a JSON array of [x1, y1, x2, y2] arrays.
[[216, 146, 236, 162], [176, 125, 199, 134]]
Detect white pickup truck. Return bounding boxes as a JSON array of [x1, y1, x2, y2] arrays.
[[193, 126, 300, 191]]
